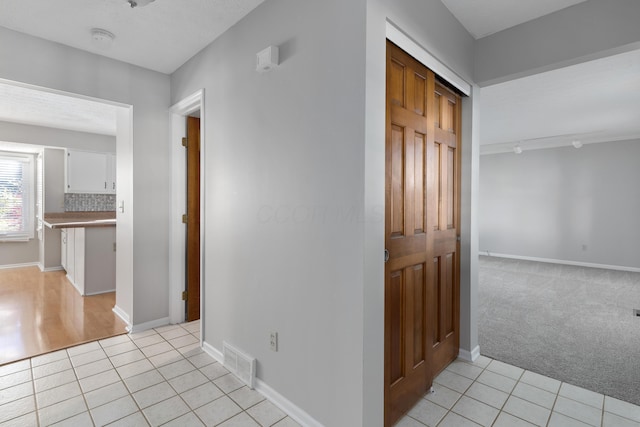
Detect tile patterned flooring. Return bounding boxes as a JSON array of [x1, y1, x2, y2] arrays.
[[0, 321, 300, 427], [396, 356, 640, 427], [2, 320, 640, 427]]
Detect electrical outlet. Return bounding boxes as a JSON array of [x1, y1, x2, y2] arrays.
[[270, 332, 278, 352], [582, 244, 588, 251]]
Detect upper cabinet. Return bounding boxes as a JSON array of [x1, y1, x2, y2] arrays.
[[66, 149, 116, 194]]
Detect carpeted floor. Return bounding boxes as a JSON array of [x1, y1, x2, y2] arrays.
[[479, 255, 640, 406]]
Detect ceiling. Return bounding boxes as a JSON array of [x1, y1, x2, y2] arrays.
[[0, 0, 637, 153], [480, 48, 640, 153], [0, 82, 118, 136], [0, 0, 265, 75], [440, 0, 589, 39]]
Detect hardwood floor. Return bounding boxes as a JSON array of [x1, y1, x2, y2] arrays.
[[0, 266, 127, 366]]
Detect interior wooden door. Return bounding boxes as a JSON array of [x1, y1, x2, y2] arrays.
[[385, 40, 461, 426], [185, 116, 200, 321]]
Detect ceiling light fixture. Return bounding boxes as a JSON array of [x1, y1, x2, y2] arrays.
[[513, 144, 523, 154], [572, 140, 583, 149], [91, 28, 115, 49], [127, 0, 155, 8]]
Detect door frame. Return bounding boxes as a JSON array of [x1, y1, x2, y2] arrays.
[[362, 20, 479, 426], [169, 90, 205, 338]]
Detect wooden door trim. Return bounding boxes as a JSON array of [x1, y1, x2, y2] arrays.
[[168, 90, 205, 330]]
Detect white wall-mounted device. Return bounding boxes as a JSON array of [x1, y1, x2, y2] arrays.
[[256, 45, 279, 73]]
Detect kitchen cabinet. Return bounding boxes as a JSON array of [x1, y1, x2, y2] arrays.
[[66, 149, 116, 194], [60, 228, 67, 270], [60, 226, 115, 296]]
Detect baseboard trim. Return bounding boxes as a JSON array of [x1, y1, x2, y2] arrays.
[[41, 266, 64, 272], [130, 317, 170, 334], [480, 252, 640, 273], [202, 341, 223, 364], [86, 288, 116, 296], [254, 378, 323, 427], [458, 346, 480, 363], [201, 341, 322, 427], [0, 262, 39, 270], [112, 305, 131, 331]]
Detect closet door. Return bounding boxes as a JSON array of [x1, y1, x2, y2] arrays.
[[385, 40, 461, 427]]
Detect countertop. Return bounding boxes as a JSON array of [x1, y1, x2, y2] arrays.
[[43, 212, 116, 229]]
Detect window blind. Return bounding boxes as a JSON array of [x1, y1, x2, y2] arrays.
[[0, 153, 34, 241]]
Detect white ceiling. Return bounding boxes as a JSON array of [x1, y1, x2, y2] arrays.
[[0, 0, 265, 75], [440, 0, 589, 39]]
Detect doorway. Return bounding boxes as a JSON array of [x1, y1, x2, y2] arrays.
[[185, 115, 201, 321], [169, 90, 205, 331], [384, 40, 462, 426]]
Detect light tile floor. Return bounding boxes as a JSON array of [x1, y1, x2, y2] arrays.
[[0, 321, 300, 427], [397, 356, 640, 427], [3, 322, 640, 427]]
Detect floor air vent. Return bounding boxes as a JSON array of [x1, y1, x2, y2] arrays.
[[222, 342, 256, 389]]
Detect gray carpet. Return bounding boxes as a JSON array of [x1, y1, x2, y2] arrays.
[[479, 255, 640, 406]]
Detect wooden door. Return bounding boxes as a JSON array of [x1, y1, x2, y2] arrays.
[[385, 41, 461, 426], [185, 116, 200, 321]]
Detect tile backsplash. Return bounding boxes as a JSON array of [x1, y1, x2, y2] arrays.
[[64, 193, 116, 212]]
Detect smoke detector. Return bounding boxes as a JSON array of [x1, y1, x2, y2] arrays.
[[127, 0, 155, 8], [91, 28, 115, 49]]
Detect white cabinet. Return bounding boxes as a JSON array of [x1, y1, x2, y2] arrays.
[[66, 149, 116, 194], [60, 227, 115, 296], [60, 228, 67, 270], [107, 153, 117, 193]]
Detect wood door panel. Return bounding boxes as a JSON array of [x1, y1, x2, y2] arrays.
[[447, 147, 456, 229], [389, 59, 406, 107], [413, 132, 426, 235], [410, 264, 426, 368], [412, 72, 427, 117], [385, 40, 461, 427], [389, 269, 405, 385], [390, 124, 406, 237]]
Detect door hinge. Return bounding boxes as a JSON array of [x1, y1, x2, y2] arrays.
[[182, 137, 188, 147], [182, 291, 188, 301], [182, 214, 188, 224]]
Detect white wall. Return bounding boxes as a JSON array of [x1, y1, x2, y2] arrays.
[[171, 0, 478, 425], [171, 0, 367, 425], [0, 27, 171, 326], [479, 140, 640, 269], [475, 0, 640, 86], [364, 1, 478, 424]]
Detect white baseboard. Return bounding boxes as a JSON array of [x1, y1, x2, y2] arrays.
[[0, 262, 39, 270], [129, 317, 170, 334], [202, 341, 223, 364], [254, 378, 323, 427], [112, 305, 131, 331], [480, 252, 640, 273], [37, 263, 63, 272], [458, 345, 480, 363], [86, 288, 116, 296], [40, 266, 64, 272], [201, 341, 322, 427]]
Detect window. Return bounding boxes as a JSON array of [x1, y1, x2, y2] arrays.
[[0, 153, 34, 241]]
